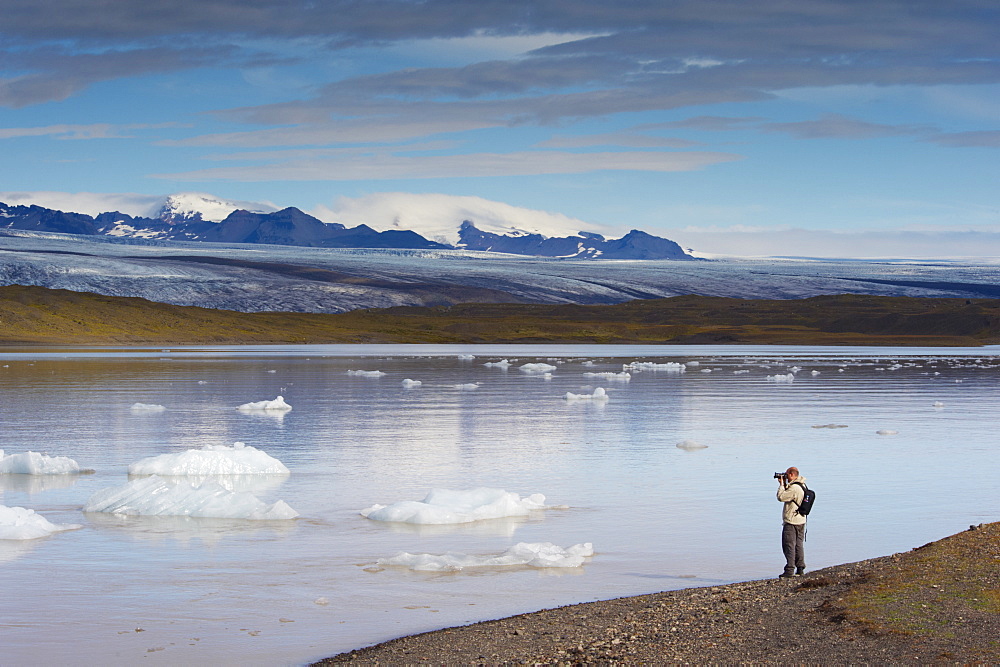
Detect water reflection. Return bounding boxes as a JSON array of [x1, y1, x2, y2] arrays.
[[0, 472, 88, 494], [84, 511, 298, 546]]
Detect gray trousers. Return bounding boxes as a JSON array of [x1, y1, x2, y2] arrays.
[[782, 522, 806, 574]]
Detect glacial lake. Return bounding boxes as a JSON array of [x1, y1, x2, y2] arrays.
[[1, 344, 998, 665]]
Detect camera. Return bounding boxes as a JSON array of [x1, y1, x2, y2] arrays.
[[773, 472, 786, 479]]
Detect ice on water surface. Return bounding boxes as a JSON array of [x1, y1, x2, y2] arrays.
[[237, 395, 292, 412], [520, 362, 557, 374], [127, 442, 290, 476], [378, 542, 595, 571], [0, 505, 81, 540], [0, 450, 85, 475], [129, 402, 166, 413], [361, 487, 547, 524], [83, 476, 299, 520], [565, 386, 609, 401], [347, 369, 386, 377]]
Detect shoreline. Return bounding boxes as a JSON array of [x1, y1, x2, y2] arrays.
[[316, 522, 999, 664]]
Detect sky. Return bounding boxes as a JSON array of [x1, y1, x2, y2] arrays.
[[0, 0, 998, 257]]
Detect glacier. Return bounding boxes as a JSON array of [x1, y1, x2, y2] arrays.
[[5, 230, 1000, 314]]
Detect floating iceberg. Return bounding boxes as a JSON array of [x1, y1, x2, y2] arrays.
[[876, 429, 899, 436], [361, 487, 547, 525], [520, 363, 557, 374], [484, 359, 511, 368], [378, 542, 594, 571], [347, 370, 386, 377], [401, 379, 422, 388], [0, 505, 81, 540], [583, 371, 631, 381], [456, 354, 475, 360], [766, 373, 795, 383], [130, 402, 166, 413], [83, 476, 299, 520], [237, 395, 292, 412], [0, 450, 85, 475], [565, 387, 608, 401], [453, 382, 480, 390], [128, 442, 290, 476], [624, 361, 685, 373], [676, 440, 708, 450]]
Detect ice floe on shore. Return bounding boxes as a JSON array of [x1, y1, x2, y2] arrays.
[[0, 505, 82, 540], [128, 442, 289, 476], [237, 395, 292, 412], [0, 450, 87, 475], [377, 541, 594, 571], [361, 487, 548, 525], [83, 476, 299, 520]]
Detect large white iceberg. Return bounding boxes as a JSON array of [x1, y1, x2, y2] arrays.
[[0, 505, 82, 540], [237, 395, 292, 412], [361, 487, 547, 525], [127, 442, 290, 476], [83, 476, 299, 520], [0, 450, 85, 475], [378, 542, 594, 571]]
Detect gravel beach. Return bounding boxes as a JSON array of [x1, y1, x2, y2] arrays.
[[317, 522, 999, 664]]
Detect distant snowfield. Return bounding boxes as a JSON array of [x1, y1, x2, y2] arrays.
[[3, 230, 1000, 314]]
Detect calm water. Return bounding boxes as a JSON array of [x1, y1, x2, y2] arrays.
[[1, 344, 998, 665]]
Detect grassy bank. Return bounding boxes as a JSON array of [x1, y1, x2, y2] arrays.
[[3, 284, 1000, 346]]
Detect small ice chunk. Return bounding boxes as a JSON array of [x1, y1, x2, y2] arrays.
[[453, 382, 480, 390], [484, 359, 511, 368], [565, 387, 609, 401], [519, 363, 557, 374], [766, 373, 795, 383], [685, 361, 701, 367], [624, 361, 685, 373], [0, 450, 83, 475], [378, 542, 594, 571], [0, 505, 82, 540], [456, 354, 475, 360], [314, 597, 330, 606], [128, 442, 289, 476], [876, 429, 899, 435], [130, 403, 166, 413], [581, 360, 595, 367], [237, 396, 292, 412], [347, 370, 385, 377], [933, 401, 944, 408], [733, 369, 750, 374], [812, 424, 848, 429], [361, 487, 547, 524], [83, 476, 298, 520], [583, 371, 631, 381], [401, 379, 422, 388], [675, 440, 708, 450]]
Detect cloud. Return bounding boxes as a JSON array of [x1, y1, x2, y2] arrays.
[[536, 132, 702, 149], [0, 191, 164, 216], [153, 149, 742, 182], [925, 130, 1000, 148], [0, 122, 183, 140], [759, 113, 932, 140], [312, 191, 623, 245]]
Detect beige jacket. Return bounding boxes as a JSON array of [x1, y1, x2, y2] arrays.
[[777, 477, 807, 525]]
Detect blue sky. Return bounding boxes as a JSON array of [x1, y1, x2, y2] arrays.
[[0, 0, 997, 256]]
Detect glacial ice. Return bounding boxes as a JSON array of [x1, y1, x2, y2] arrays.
[[624, 361, 685, 372], [83, 476, 299, 520], [453, 382, 480, 390], [130, 402, 166, 413], [676, 440, 708, 450], [401, 378, 422, 388], [378, 542, 595, 571], [766, 373, 795, 383], [456, 354, 475, 360], [0, 505, 82, 540], [565, 387, 608, 401], [237, 395, 292, 412], [484, 359, 512, 368], [347, 370, 386, 377], [127, 442, 290, 476], [0, 450, 84, 475], [583, 371, 631, 381], [361, 487, 547, 524], [520, 363, 557, 374], [876, 429, 899, 435]]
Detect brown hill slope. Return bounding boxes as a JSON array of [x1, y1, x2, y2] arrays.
[[2, 284, 1000, 345]]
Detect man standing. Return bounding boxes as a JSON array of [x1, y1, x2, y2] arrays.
[[776, 466, 807, 578]]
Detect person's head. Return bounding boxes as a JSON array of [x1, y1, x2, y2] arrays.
[[785, 466, 799, 481]]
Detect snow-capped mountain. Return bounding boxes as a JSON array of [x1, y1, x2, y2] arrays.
[[151, 192, 279, 224], [0, 191, 695, 259]]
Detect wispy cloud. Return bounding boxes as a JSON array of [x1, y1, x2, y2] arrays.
[[0, 122, 184, 140], [153, 149, 742, 182]]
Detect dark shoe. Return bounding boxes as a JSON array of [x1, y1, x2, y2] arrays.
[[778, 572, 794, 579], [795, 567, 806, 576]]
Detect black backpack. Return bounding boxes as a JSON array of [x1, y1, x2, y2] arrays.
[[791, 481, 816, 516]]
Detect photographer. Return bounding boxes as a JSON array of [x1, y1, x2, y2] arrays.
[[775, 466, 807, 578]]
